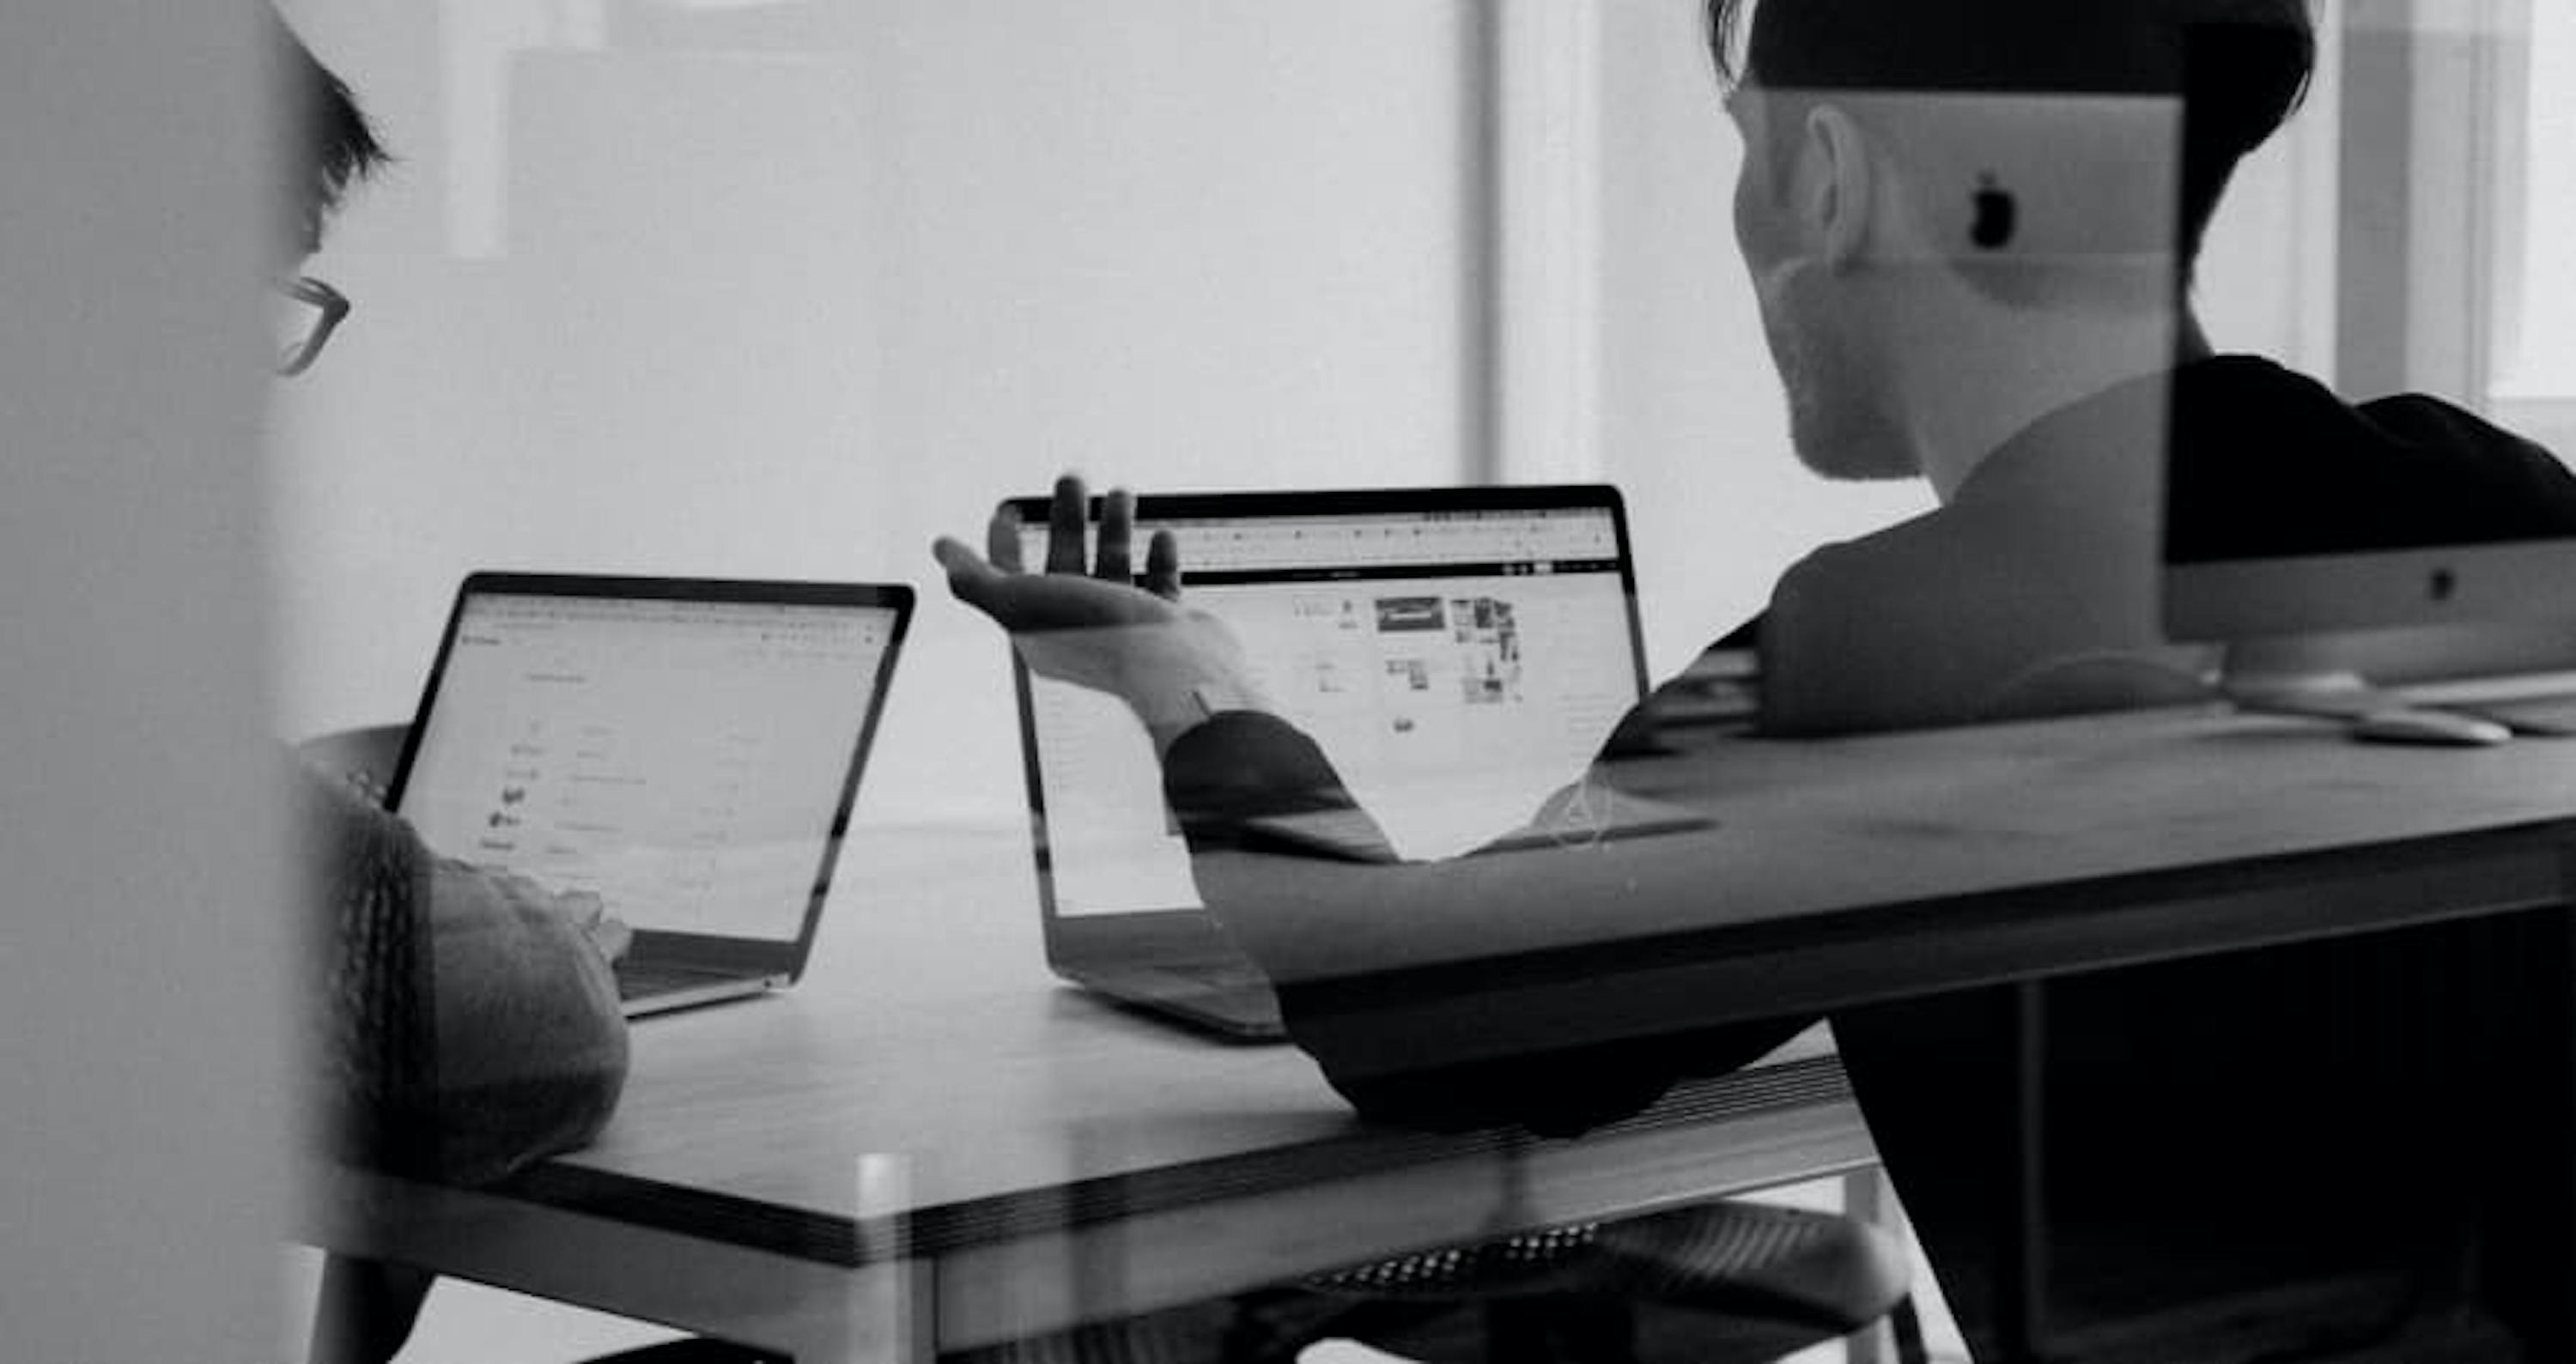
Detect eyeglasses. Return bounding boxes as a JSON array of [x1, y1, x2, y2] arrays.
[[270, 275, 352, 377]]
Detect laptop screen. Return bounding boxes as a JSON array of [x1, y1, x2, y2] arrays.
[[392, 585, 903, 943], [1017, 492, 1645, 918]]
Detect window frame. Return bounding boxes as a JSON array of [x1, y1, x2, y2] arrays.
[[2336, 0, 2573, 455]]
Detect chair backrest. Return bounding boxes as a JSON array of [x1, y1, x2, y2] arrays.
[[295, 724, 409, 804]]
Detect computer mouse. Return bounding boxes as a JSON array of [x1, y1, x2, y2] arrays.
[[2347, 707, 2513, 748]]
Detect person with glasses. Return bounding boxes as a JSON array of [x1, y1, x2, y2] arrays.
[[265, 12, 638, 1362]]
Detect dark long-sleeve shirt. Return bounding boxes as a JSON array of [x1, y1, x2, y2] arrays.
[[1155, 356, 2576, 1352]]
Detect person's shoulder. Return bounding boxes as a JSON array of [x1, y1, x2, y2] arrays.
[[291, 760, 434, 906], [1759, 512, 2002, 734], [2188, 353, 2566, 476], [2360, 390, 2568, 469], [295, 760, 400, 840]]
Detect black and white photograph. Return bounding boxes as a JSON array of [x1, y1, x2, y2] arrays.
[[6, 3, 2573, 1361]]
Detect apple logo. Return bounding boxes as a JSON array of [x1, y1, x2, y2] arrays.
[[1971, 173, 2017, 251]]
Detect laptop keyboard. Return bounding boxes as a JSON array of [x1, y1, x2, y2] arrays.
[[615, 961, 752, 1002]]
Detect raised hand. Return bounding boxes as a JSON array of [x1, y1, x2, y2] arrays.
[[934, 475, 1184, 640], [933, 473, 1272, 757]]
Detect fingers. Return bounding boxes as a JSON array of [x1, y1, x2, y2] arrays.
[[987, 503, 1024, 573], [1145, 528, 1183, 600], [932, 536, 1001, 613], [1046, 473, 1089, 574], [943, 472, 1162, 619], [1095, 488, 1136, 583]]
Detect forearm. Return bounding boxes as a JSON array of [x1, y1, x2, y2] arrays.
[[1162, 710, 1394, 853], [1162, 712, 1796, 1136], [424, 860, 629, 1185]]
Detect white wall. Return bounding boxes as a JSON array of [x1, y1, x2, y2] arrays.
[[271, 0, 1481, 821], [270, 0, 1959, 811], [0, 3, 289, 1360], [2192, 4, 2343, 383]]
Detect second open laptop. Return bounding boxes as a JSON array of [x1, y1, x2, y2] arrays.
[[386, 573, 913, 1017], [1005, 485, 1660, 1040]]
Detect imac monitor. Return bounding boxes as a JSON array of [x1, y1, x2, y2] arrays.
[[2160, 14, 2576, 711]]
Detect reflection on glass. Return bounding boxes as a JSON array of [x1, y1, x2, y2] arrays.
[[294, 3, 2576, 1362]]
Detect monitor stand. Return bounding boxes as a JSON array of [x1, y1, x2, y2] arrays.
[[2215, 637, 2401, 720], [2217, 634, 2550, 743]]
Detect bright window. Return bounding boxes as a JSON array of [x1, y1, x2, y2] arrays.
[[2494, 0, 2576, 402]]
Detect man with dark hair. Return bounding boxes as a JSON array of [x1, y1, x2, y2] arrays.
[[270, 3, 388, 258], [1705, 0, 2574, 733], [269, 13, 641, 1363], [1707, 0, 2316, 269], [937, 0, 2575, 1354]]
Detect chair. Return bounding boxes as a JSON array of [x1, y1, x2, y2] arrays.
[[295, 722, 409, 803], [929, 1196, 1924, 1364], [577, 1197, 1919, 1364]]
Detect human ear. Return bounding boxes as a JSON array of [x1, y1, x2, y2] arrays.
[[1799, 104, 1874, 272]]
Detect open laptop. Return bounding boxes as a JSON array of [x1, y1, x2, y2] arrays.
[[1005, 486, 1668, 1040], [385, 573, 913, 1017]]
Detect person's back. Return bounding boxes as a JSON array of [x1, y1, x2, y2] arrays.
[[1759, 365, 2205, 732], [1760, 361, 2576, 732], [1801, 355, 2576, 1356], [1704, 3, 2576, 1349]]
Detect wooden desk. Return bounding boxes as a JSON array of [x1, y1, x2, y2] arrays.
[[305, 703, 2576, 1361], [1230, 702, 2576, 1070], [308, 823, 1873, 1362]]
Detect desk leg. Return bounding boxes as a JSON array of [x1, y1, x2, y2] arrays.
[[2554, 859, 2576, 1361], [1996, 979, 2052, 1364], [2492, 858, 2576, 1361], [308, 1254, 433, 1364]]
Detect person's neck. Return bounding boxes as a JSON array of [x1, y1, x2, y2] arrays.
[[1898, 305, 2211, 505]]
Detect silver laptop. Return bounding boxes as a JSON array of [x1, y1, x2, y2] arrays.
[[386, 573, 912, 1017], [1005, 486, 1661, 1040]]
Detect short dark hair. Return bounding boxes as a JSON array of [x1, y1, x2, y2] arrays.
[[269, 8, 390, 251], [1707, 0, 2316, 264]]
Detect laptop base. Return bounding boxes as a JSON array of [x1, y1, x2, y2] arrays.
[[1060, 964, 1287, 1042], [617, 969, 785, 1020]]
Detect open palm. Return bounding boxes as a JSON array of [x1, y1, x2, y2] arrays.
[[933, 475, 1269, 755]]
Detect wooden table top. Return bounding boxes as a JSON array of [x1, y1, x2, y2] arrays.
[[494, 700, 2576, 1270], [510, 810, 1858, 1275]]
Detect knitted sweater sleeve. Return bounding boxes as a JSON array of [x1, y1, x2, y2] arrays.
[[301, 773, 630, 1185], [302, 773, 444, 1176]]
